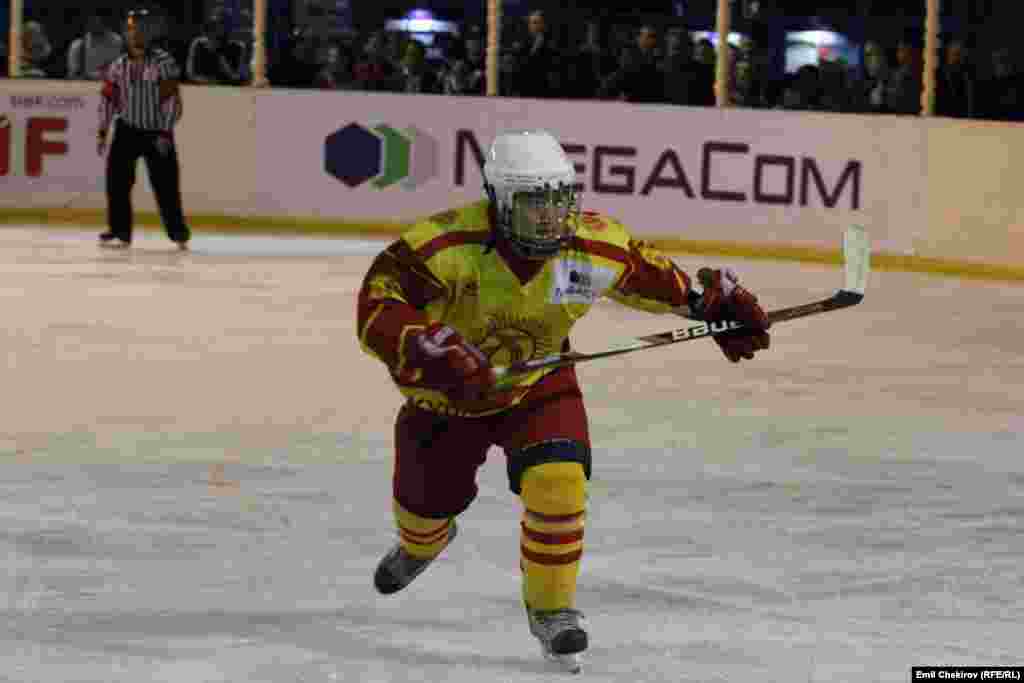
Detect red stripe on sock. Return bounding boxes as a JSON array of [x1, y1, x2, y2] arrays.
[[521, 546, 583, 566], [399, 521, 450, 544], [521, 523, 584, 545], [524, 508, 585, 524]]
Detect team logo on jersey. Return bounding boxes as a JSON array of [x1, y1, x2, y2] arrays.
[[324, 122, 438, 191], [472, 314, 553, 366], [569, 270, 591, 287], [631, 239, 674, 270], [550, 258, 616, 304]]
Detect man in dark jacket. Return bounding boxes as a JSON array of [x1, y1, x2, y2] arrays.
[[935, 39, 975, 118], [977, 48, 1023, 121], [567, 21, 617, 99], [516, 10, 562, 98], [600, 25, 665, 104], [662, 28, 713, 106]]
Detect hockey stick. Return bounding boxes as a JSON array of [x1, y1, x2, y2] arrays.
[[492, 225, 870, 387]]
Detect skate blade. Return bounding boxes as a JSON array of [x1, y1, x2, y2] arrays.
[[542, 648, 583, 674]]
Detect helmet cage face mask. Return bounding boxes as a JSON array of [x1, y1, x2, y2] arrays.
[[483, 130, 581, 260], [491, 182, 580, 259]]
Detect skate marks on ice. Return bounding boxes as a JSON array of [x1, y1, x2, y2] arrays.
[[1, 226, 1023, 681], [4, 450, 1020, 682], [0, 462, 576, 682], [578, 434, 1024, 681], [0, 226, 400, 453]]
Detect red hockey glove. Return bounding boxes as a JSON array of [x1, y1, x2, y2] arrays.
[[402, 323, 496, 401], [696, 267, 771, 363]]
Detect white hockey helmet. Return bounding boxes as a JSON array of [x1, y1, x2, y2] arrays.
[[483, 129, 580, 259]]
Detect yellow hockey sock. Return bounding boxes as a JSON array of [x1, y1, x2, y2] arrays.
[[393, 499, 453, 560], [519, 462, 586, 612]]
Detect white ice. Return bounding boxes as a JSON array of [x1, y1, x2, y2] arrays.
[[0, 225, 1022, 683]]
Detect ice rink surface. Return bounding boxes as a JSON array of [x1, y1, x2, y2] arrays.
[[1, 225, 1022, 683]]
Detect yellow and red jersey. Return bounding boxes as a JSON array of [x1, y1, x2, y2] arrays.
[[357, 200, 692, 417]]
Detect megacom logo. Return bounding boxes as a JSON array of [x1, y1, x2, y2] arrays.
[[324, 122, 438, 190], [453, 130, 864, 210]]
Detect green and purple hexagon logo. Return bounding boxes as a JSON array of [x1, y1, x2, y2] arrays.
[[324, 122, 439, 190]]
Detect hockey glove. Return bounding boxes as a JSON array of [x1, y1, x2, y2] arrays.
[[694, 267, 771, 363], [402, 322, 496, 401]]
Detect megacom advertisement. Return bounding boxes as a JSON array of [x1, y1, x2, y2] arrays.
[[255, 91, 925, 251], [1, 91, 105, 203]]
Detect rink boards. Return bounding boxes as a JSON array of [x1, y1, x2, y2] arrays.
[[1, 80, 1023, 274]]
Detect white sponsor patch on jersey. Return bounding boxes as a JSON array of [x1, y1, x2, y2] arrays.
[[549, 258, 617, 304]]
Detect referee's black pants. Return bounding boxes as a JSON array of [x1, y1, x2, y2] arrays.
[[105, 121, 191, 244]]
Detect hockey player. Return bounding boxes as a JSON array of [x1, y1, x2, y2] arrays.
[[357, 129, 770, 671]]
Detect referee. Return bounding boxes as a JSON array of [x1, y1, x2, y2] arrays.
[[97, 8, 190, 250]]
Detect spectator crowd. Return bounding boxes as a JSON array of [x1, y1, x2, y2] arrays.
[[2, 6, 1023, 122]]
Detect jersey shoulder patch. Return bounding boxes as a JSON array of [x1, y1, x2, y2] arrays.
[[549, 253, 621, 304], [573, 211, 631, 250]]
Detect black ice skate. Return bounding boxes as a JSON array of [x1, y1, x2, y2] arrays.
[[526, 605, 589, 674], [373, 521, 457, 595], [98, 231, 130, 249]]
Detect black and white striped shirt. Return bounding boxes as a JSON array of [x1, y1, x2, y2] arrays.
[[100, 48, 182, 132]]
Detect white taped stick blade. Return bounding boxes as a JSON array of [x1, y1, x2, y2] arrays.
[[843, 225, 870, 296]]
